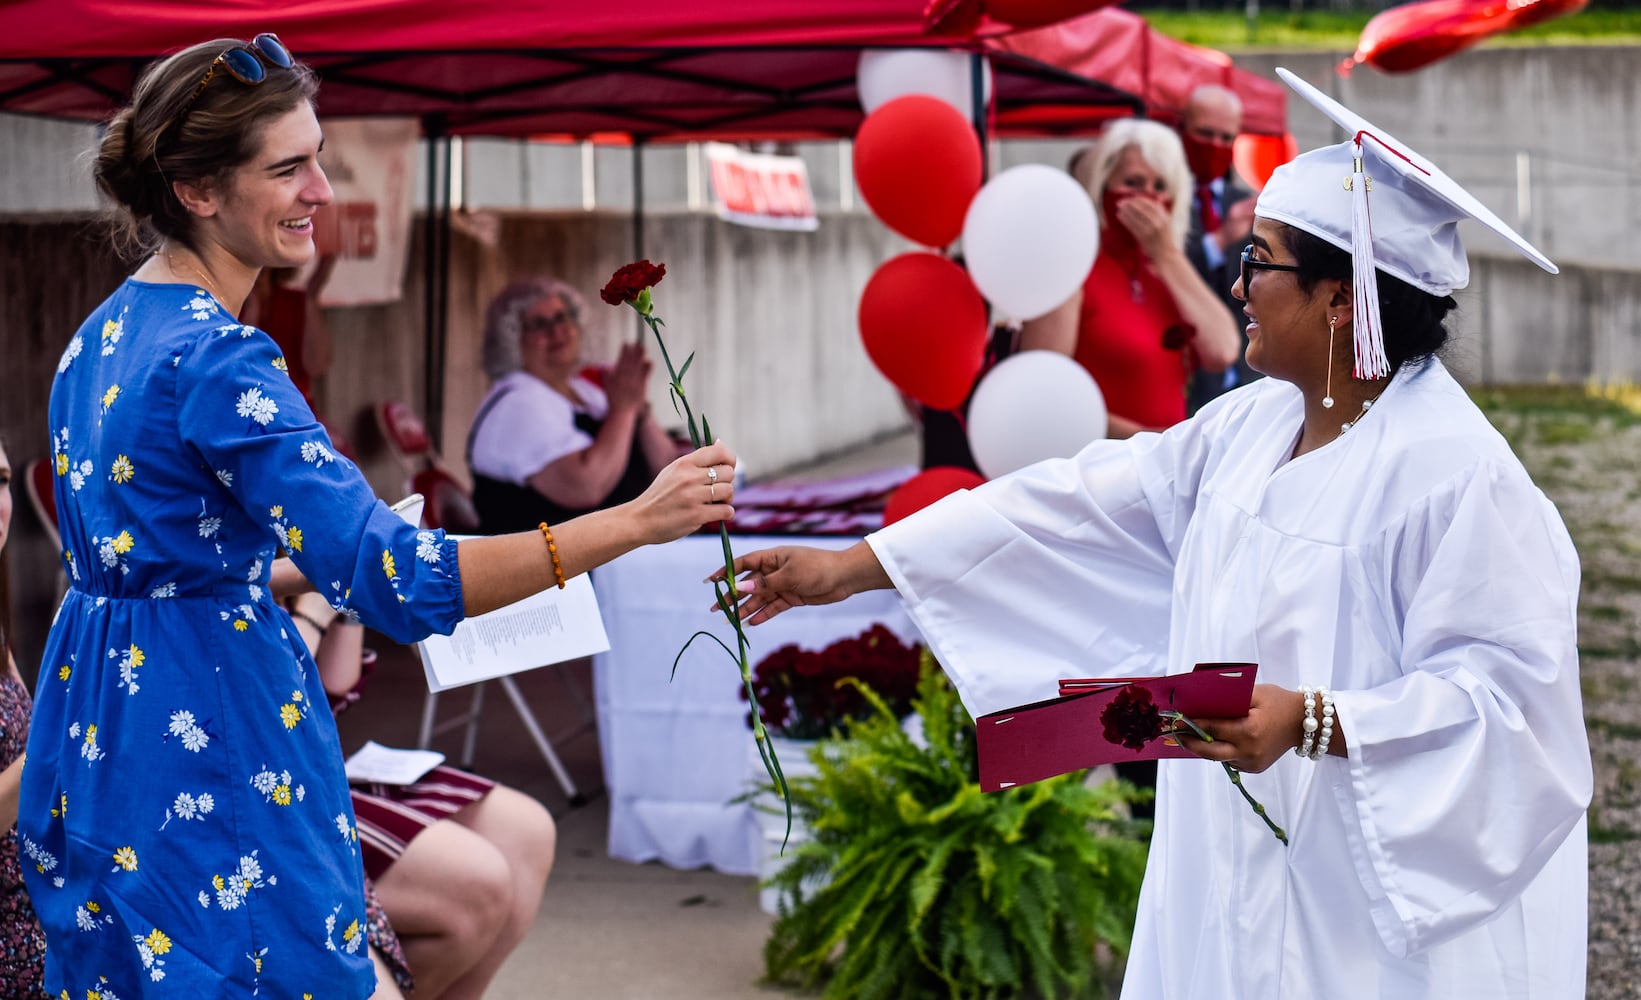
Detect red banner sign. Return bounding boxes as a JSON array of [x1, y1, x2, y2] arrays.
[[705, 142, 820, 231]]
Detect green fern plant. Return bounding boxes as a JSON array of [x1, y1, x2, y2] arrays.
[[761, 652, 1150, 999]]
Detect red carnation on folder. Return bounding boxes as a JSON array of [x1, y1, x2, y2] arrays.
[[1100, 685, 1166, 752]]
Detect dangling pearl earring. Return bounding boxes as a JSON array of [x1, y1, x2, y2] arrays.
[[1322, 315, 1336, 409]]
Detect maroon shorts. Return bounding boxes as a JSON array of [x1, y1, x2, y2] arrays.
[[351, 766, 497, 881]]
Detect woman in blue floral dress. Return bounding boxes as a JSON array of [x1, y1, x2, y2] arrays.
[[22, 35, 737, 998]]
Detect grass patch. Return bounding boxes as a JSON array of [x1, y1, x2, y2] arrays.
[[1581, 569, 1641, 594], [1587, 717, 1641, 741], [1471, 385, 1641, 428], [1534, 419, 1595, 446], [1137, 8, 1641, 50], [1586, 605, 1632, 622], [1579, 642, 1641, 661], [1589, 825, 1641, 844]]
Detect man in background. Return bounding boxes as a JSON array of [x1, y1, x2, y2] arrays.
[[1180, 84, 1257, 412]]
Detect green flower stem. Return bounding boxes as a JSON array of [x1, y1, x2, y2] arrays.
[[1164, 711, 1288, 845], [632, 307, 793, 847]]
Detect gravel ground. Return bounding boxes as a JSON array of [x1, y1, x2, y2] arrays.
[[1478, 391, 1641, 999]]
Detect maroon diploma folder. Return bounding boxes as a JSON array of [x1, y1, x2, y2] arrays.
[[974, 663, 1257, 793]]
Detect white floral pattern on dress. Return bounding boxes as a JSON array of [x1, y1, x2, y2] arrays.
[[300, 440, 335, 466], [166, 710, 213, 753], [185, 292, 220, 321], [236, 387, 279, 426], [58, 334, 84, 373], [111, 643, 146, 696], [101, 308, 128, 356], [249, 767, 305, 806], [325, 902, 367, 955], [203, 852, 276, 911]]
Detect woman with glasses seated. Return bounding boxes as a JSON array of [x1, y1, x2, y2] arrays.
[[1021, 119, 1241, 438], [21, 34, 737, 999], [468, 278, 689, 534]]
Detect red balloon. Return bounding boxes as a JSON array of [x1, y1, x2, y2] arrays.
[[1232, 132, 1298, 191], [884, 467, 987, 526], [1338, 0, 1583, 76], [982, 0, 1120, 29], [858, 253, 988, 411], [853, 96, 982, 248], [1339, 0, 1494, 75]]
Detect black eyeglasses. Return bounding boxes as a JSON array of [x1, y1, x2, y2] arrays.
[[1239, 244, 1302, 289], [177, 33, 294, 121], [522, 310, 578, 335]]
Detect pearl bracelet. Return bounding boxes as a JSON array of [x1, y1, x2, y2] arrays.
[[1311, 686, 1335, 760], [1297, 685, 1317, 758]]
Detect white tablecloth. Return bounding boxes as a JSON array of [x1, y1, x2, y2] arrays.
[[591, 534, 917, 875]]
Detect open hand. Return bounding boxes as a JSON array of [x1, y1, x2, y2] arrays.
[[707, 546, 856, 625], [1114, 195, 1173, 260], [604, 342, 653, 414]]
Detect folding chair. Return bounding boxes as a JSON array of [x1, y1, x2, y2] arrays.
[[25, 457, 59, 549], [375, 400, 437, 494], [404, 463, 598, 805], [410, 465, 481, 534]]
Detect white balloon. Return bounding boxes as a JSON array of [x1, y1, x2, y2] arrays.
[[967, 351, 1108, 479], [961, 164, 1098, 322], [857, 49, 993, 119]]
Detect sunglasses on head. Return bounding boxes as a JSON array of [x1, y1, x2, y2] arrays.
[[177, 33, 294, 119], [1239, 244, 1302, 289]]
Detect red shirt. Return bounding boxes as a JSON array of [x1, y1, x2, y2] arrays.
[[1074, 243, 1195, 430]]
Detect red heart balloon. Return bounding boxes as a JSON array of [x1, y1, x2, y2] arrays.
[[1505, 0, 1589, 30], [853, 95, 982, 248], [883, 467, 987, 526], [858, 253, 988, 411], [1336, 0, 1584, 75]]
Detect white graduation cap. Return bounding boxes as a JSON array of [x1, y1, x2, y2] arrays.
[[1256, 67, 1558, 379]]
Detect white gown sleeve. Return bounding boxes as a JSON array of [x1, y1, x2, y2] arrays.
[[867, 422, 1214, 717], [1330, 460, 1592, 958]]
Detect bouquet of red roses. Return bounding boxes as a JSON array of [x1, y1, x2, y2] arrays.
[[741, 624, 922, 740]]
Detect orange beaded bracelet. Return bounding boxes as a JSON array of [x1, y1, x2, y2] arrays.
[[538, 521, 566, 589]]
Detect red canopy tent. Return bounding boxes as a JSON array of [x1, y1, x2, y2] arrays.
[[0, 0, 1286, 438], [0, 1, 1283, 139], [0, 0, 1152, 139], [989, 7, 1287, 136]]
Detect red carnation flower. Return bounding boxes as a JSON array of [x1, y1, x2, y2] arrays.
[[1100, 685, 1165, 752], [600, 259, 666, 307]]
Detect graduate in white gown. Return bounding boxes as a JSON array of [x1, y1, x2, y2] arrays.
[[718, 71, 1591, 1000]]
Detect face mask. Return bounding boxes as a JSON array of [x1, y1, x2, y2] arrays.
[[1101, 189, 1173, 259], [1182, 131, 1235, 183]]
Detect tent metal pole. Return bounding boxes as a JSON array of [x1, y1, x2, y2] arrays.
[[421, 119, 442, 454], [432, 132, 454, 453], [631, 137, 646, 342], [971, 52, 989, 183]]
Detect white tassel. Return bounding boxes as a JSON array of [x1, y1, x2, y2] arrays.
[[1349, 144, 1389, 379]]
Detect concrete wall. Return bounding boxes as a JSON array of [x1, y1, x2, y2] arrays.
[[1234, 48, 1641, 274]]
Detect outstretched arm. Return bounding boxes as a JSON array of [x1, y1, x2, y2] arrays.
[[463, 441, 737, 618], [711, 541, 892, 625]]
